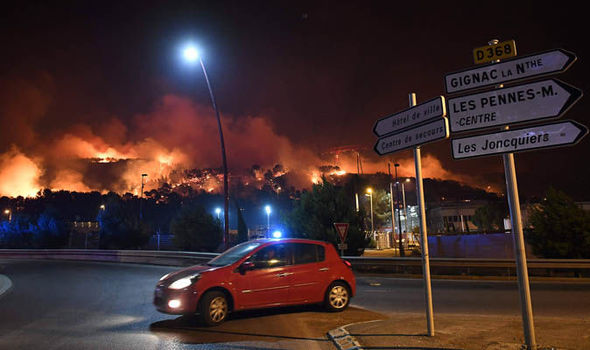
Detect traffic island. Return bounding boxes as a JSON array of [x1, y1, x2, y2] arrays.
[[334, 312, 589, 350], [0, 274, 12, 298]]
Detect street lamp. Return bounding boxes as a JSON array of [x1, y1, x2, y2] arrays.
[[402, 178, 411, 234], [365, 188, 374, 241], [393, 163, 405, 257], [215, 207, 222, 220], [3, 209, 11, 222], [265, 205, 271, 235], [181, 44, 230, 250]]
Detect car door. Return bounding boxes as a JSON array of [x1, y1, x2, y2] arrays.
[[288, 243, 328, 304], [232, 243, 292, 308]]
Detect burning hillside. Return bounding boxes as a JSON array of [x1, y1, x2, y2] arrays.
[[0, 82, 497, 198]]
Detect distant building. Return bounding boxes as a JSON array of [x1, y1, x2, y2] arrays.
[[427, 200, 487, 233], [67, 221, 100, 248]]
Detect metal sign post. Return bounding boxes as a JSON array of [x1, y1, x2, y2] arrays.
[[410, 93, 435, 337]]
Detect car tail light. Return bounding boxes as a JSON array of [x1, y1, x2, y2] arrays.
[[343, 260, 352, 269]]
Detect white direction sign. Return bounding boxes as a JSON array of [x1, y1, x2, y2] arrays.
[[448, 79, 583, 133], [451, 120, 588, 159], [374, 118, 449, 155], [445, 49, 577, 94], [373, 96, 446, 137]]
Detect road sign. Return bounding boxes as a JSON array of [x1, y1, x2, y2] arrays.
[[337, 243, 348, 250], [448, 79, 583, 133], [445, 49, 577, 94], [334, 223, 349, 242], [451, 120, 588, 159], [473, 39, 517, 64], [374, 118, 449, 155], [373, 96, 445, 137]]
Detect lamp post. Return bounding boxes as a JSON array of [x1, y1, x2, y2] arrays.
[[402, 178, 410, 233], [365, 188, 374, 241], [394, 163, 405, 257], [215, 207, 222, 220], [265, 205, 271, 236], [3, 209, 11, 222], [182, 44, 230, 250]]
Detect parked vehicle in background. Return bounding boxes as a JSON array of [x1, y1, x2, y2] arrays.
[[154, 238, 355, 325]]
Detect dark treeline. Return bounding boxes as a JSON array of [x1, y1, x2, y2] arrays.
[[0, 175, 505, 253]]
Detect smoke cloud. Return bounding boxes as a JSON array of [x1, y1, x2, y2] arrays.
[[0, 79, 489, 197]]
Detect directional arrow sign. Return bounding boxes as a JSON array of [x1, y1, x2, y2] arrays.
[[374, 118, 449, 156], [373, 96, 446, 137], [451, 120, 588, 160], [448, 79, 583, 133], [445, 49, 577, 94]]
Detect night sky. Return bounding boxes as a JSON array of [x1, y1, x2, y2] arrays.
[[1, 1, 589, 199]]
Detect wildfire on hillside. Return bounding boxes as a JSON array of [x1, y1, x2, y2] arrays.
[[0, 91, 499, 198]]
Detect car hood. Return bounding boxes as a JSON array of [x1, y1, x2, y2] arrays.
[[160, 264, 221, 283]]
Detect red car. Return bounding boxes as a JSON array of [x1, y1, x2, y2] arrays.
[[154, 238, 356, 326]]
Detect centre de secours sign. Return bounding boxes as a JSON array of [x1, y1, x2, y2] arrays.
[[374, 117, 449, 156]]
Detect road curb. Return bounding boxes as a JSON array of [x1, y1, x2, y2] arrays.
[[0, 274, 12, 299], [327, 326, 362, 350]]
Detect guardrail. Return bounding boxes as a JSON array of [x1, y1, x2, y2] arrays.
[[0, 249, 218, 267], [1, 249, 589, 278], [345, 256, 590, 278]]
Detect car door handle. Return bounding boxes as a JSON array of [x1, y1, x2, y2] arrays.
[[319, 267, 330, 272], [276, 272, 293, 277]]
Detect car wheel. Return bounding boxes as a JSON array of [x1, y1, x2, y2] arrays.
[[324, 281, 350, 312], [198, 291, 229, 326]]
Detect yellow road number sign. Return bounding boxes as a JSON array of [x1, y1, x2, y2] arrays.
[[473, 40, 517, 64]]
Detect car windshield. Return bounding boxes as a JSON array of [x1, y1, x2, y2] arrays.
[[207, 242, 263, 267]]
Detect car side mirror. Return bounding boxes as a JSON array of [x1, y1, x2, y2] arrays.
[[239, 261, 255, 274]]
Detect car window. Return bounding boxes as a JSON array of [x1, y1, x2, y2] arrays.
[[247, 244, 289, 269], [208, 241, 262, 267], [293, 243, 325, 265]]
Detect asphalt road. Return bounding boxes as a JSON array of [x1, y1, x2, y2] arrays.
[[1, 259, 589, 349]]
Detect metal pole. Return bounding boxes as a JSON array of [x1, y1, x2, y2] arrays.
[[369, 192, 374, 242], [411, 92, 435, 336], [402, 183, 408, 233], [504, 152, 536, 349], [200, 57, 230, 250], [485, 38, 536, 349], [394, 164, 405, 257], [388, 163, 396, 250]]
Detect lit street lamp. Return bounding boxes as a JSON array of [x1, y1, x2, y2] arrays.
[[394, 163, 405, 257], [265, 205, 271, 235], [3, 209, 11, 222], [402, 178, 411, 233], [215, 207, 222, 220], [182, 44, 230, 250], [365, 188, 374, 241]]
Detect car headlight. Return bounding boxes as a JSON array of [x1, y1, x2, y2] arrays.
[[168, 274, 201, 290]]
